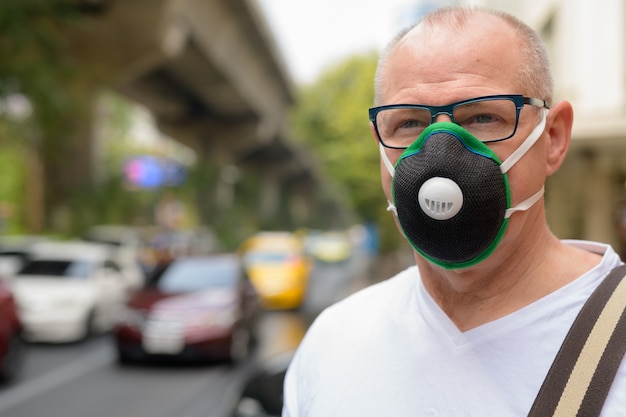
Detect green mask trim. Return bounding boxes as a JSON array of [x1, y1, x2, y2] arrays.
[[391, 122, 512, 269]]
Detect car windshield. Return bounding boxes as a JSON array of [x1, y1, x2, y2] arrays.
[[153, 258, 240, 293], [17, 259, 96, 280], [244, 252, 296, 264]]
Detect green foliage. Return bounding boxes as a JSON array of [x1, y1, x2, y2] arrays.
[[291, 52, 404, 252], [0, 1, 81, 130], [0, 1, 86, 234], [0, 140, 27, 233], [292, 53, 378, 218], [0, 94, 35, 233]]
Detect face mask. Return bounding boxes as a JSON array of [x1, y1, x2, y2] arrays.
[[381, 111, 547, 269]]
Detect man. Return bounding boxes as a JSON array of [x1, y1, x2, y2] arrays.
[[282, 6, 625, 417]]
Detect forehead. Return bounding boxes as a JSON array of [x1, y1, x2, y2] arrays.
[[380, 13, 525, 105]]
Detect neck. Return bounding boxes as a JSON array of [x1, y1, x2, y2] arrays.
[[417, 214, 602, 331]]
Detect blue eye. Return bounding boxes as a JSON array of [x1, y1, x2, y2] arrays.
[[400, 119, 426, 129], [473, 114, 496, 124]]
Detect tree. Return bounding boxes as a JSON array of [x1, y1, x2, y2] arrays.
[[290, 52, 404, 252], [0, 1, 88, 233]]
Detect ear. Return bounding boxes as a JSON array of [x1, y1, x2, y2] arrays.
[[545, 100, 573, 176]]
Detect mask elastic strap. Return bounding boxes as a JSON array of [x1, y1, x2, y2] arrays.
[[380, 144, 399, 215], [504, 185, 544, 218], [500, 109, 548, 174], [379, 143, 396, 177]]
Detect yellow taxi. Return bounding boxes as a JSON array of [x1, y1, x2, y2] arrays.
[[239, 231, 312, 310]]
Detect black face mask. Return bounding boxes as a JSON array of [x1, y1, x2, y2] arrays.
[[381, 118, 546, 269]]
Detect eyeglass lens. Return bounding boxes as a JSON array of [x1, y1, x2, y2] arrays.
[[376, 98, 519, 147]]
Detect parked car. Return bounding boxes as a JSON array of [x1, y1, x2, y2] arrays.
[[240, 232, 312, 310], [0, 249, 31, 283], [304, 230, 353, 264], [113, 254, 260, 364], [0, 281, 25, 383], [81, 225, 147, 294], [11, 241, 129, 343], [0, 235, 49, 281]]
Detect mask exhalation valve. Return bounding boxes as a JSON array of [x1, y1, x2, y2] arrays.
[[418, 177, 463, 220]]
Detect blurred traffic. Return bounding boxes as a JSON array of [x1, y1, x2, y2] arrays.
[[0, 223, 393, 417], [114, 254, 260, 364], [11, 240, 135, 343], [0, 280, 24, 384], [239, 231, 312, 311]]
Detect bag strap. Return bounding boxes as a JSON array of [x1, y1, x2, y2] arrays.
[[527, 263, 626, 417]]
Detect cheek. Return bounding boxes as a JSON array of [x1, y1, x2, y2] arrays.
[[505, 142, 548, 205]]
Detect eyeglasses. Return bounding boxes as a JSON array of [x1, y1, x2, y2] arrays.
[[369, 94, 550, 149]]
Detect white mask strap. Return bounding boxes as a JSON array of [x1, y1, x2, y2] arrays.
[[379, 143, 396, 177], [380, 143, 399, 215], [500, 109, 548, 174], [504, 185, 544, 218]]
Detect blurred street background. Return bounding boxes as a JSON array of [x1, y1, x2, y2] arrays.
[[0, 0, 625, 416]]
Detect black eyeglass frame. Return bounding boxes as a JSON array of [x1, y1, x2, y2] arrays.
[[369, 94, 550, 149]]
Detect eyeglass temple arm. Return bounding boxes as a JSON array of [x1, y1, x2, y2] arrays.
[[524, 97, 550, 109]]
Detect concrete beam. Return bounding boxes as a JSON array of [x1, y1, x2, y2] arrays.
[[60, 0, 294, 150], [41, 0, 343, 228]]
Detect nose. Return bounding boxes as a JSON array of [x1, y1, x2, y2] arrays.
[[433, 113, 453, 123]]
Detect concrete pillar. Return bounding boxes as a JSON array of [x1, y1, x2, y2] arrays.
[[546, 152, 586, 239], [289, 186, 313, 226], [40, 82, 98, 233], [581, 151, 619, 247], [259, 172, 281, 223]]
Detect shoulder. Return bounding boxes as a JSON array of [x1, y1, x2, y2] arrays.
[[283, 265, 420, 407]]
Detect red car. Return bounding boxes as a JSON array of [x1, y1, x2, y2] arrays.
[[113, 254, 260, 364], [0, 281, 25, 383]]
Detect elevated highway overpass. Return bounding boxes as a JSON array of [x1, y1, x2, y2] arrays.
[[31, 0, 352, 231]]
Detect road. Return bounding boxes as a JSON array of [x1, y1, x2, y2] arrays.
[[0, 247, 392, 417], [0, 333, 259, 417]]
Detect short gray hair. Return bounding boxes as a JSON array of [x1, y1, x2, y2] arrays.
[[374, 6, 553, 106]]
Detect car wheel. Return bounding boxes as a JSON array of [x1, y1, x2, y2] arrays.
[[229, 327, 251, 363], [116, 348, 134, 366], [0, 333, 26, 383]]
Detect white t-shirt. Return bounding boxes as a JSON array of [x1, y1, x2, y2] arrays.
[[282, 240, 626, 417]]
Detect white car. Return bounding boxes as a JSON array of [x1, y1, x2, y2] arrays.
[[0, 235, 49, 281], [11, 241, 129, 343], [81, 225, 147, 294]]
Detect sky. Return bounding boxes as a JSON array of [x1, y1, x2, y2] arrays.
[[256, 0, 451, 84]]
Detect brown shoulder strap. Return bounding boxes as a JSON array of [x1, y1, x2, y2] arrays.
[[527, 263, 626, 417]]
